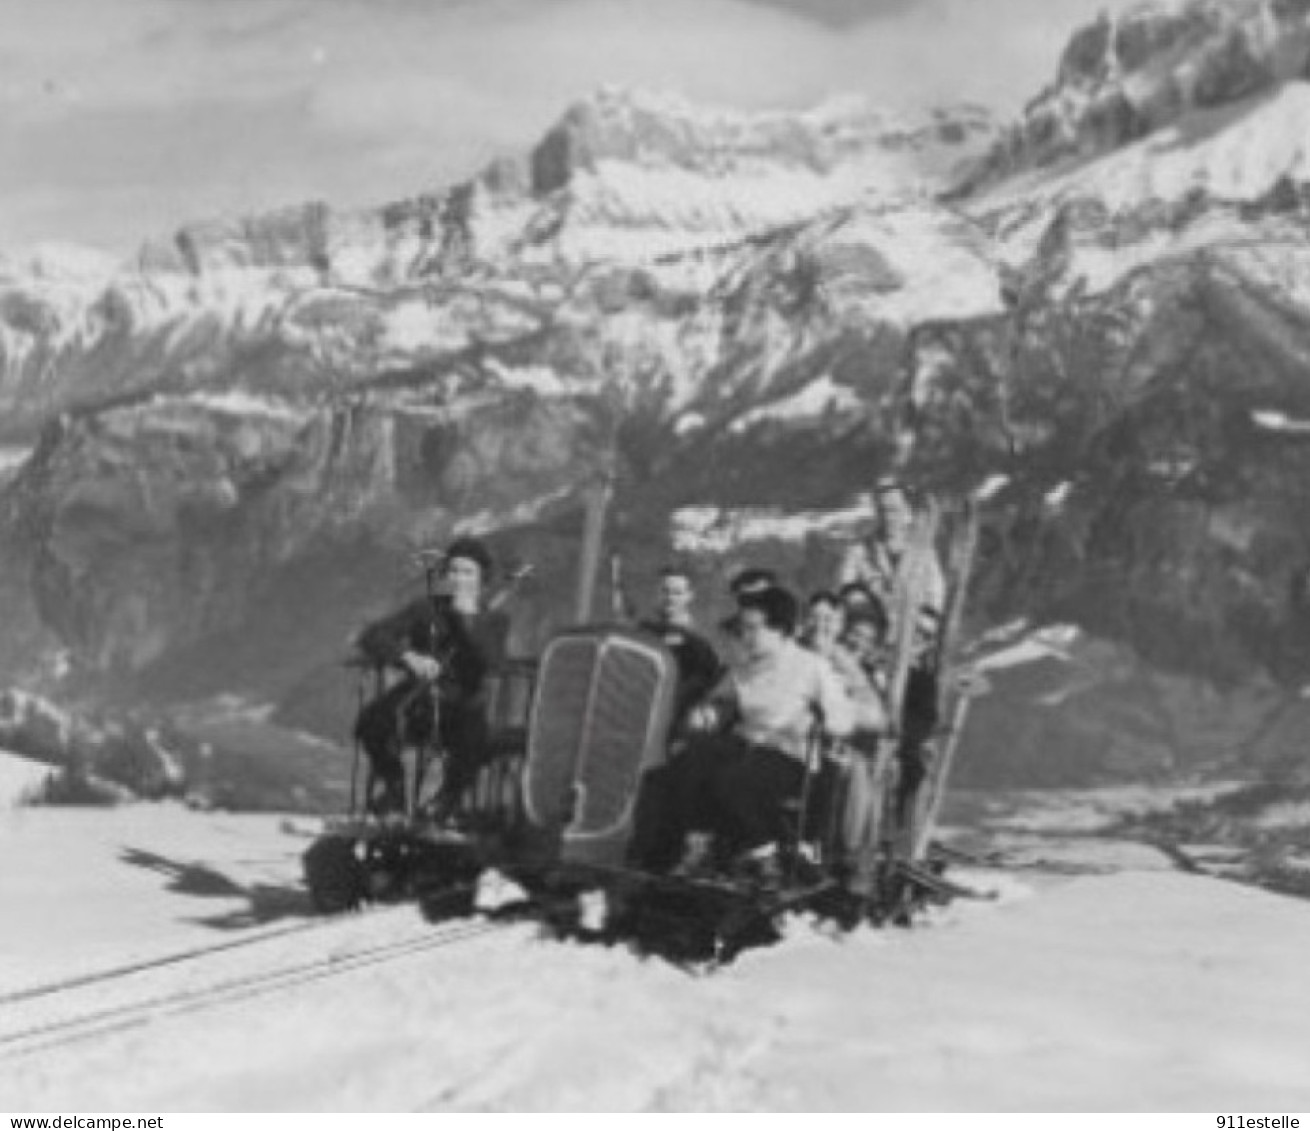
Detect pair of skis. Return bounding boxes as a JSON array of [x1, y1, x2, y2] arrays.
[[845, 493, 982, 900]]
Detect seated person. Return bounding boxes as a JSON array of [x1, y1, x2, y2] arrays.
[[352, 537, 508, 819], [804, 592, 887, 737], [801, 590, 845, 658], [660, 585, 854, 882], [839, 600, 944, 874], [716, 566, 781, 665], [837, 580, 881, 625], [626, 565, 722, 868], [637, 564, 722, 733]]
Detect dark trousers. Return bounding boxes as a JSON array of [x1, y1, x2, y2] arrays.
[[629, 735, 805, 867], [354, 680, 488, 813], [895, 665, 939, 827], [628, 735, 747, 870], [716, 745, 806, 854]]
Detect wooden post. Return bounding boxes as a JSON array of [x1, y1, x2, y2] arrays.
[[910, 498, 982, 862], [574, 472, 613, 625]]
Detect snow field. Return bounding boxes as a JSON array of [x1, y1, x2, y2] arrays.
[[2, 798, 1310, 1109]]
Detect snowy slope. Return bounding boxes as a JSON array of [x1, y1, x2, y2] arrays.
[[3, 801, 1310, 1111]]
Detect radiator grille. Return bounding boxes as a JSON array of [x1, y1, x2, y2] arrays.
[[573, 639, 663, 837], [521, 628, 676, 858], [523, 635, 596, 829]]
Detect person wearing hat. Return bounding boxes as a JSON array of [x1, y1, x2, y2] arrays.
[[352, 536, 509, 820]]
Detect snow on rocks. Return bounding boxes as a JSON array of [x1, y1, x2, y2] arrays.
[[0, 750, 52, 807], [1252, 408, 1310, 434], [670, 500, 873, 556]]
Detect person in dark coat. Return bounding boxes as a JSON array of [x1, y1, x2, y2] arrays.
[[627, 565, 723, 870], [637, 565, 722, 732], [894, 607, 943, 827], [352, 537, 508, 819]]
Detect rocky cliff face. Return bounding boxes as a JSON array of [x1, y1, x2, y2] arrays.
[[964, 0, 1310, 192], [0, 89, 998, 441], [3, 4, 1310, 790]]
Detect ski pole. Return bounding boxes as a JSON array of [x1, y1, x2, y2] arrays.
[[791, 723, 823, 880], [348, 668, 364, 816]]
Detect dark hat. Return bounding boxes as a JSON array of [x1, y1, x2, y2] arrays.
[[444, 536, 493, 578], [729, 567, 778, 598]]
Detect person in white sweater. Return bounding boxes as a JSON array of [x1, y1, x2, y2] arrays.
[[665, 585, 854, 879]]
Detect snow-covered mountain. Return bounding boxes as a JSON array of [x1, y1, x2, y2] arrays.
[[960, 0, 1310, 291], [966, 0, 1310, 195], [136, 87, 997, 275], [3, 0, 1310, 790], [0, 88, 998, 440], [0, 90, 1004, 699]]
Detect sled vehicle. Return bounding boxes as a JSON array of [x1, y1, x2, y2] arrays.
[[303, 495, 986, 965]]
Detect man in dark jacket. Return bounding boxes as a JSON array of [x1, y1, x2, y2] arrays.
[[352, 537, 508, 819], [638, 565, 722, 733], [627, 565, 723, 871]]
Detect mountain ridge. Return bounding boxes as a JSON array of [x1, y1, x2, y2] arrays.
[[3, 0, 1310, 789]]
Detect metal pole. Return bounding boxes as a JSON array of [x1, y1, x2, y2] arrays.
[[574, 473, 613, 624], [790, 725, 823, 881], [349, 671, 364, 817], [609, 553, 625, 621]]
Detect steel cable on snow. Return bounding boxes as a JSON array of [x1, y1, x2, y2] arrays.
[[0, 917, 330, 1008], [0, 916, 507, 1060]]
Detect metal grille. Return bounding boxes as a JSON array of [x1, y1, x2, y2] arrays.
[[572, 640, 663, 838], [521, 628, 676, 861], [523, 635, 596, 829]]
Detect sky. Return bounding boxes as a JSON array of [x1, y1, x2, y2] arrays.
[[0, 0, 1138, 253]]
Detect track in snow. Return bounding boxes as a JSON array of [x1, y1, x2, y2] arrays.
[[0, 909, 506, 1061], [0, 916, 330, 1008]]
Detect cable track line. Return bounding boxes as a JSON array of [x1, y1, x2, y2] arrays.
[[0, 915, 506, 1061], [0, 867, 485, 1009], [0, 916, 331, 1008]]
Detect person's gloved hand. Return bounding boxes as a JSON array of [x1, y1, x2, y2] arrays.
[[402, 651, 443, 683], [687, 703, 721, 732]]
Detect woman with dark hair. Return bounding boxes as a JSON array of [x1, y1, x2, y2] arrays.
[[653, 585, 854, 883], [352, 537, 508, 819], [802, 590, 844, 657], [805, 592, 888, 735]]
